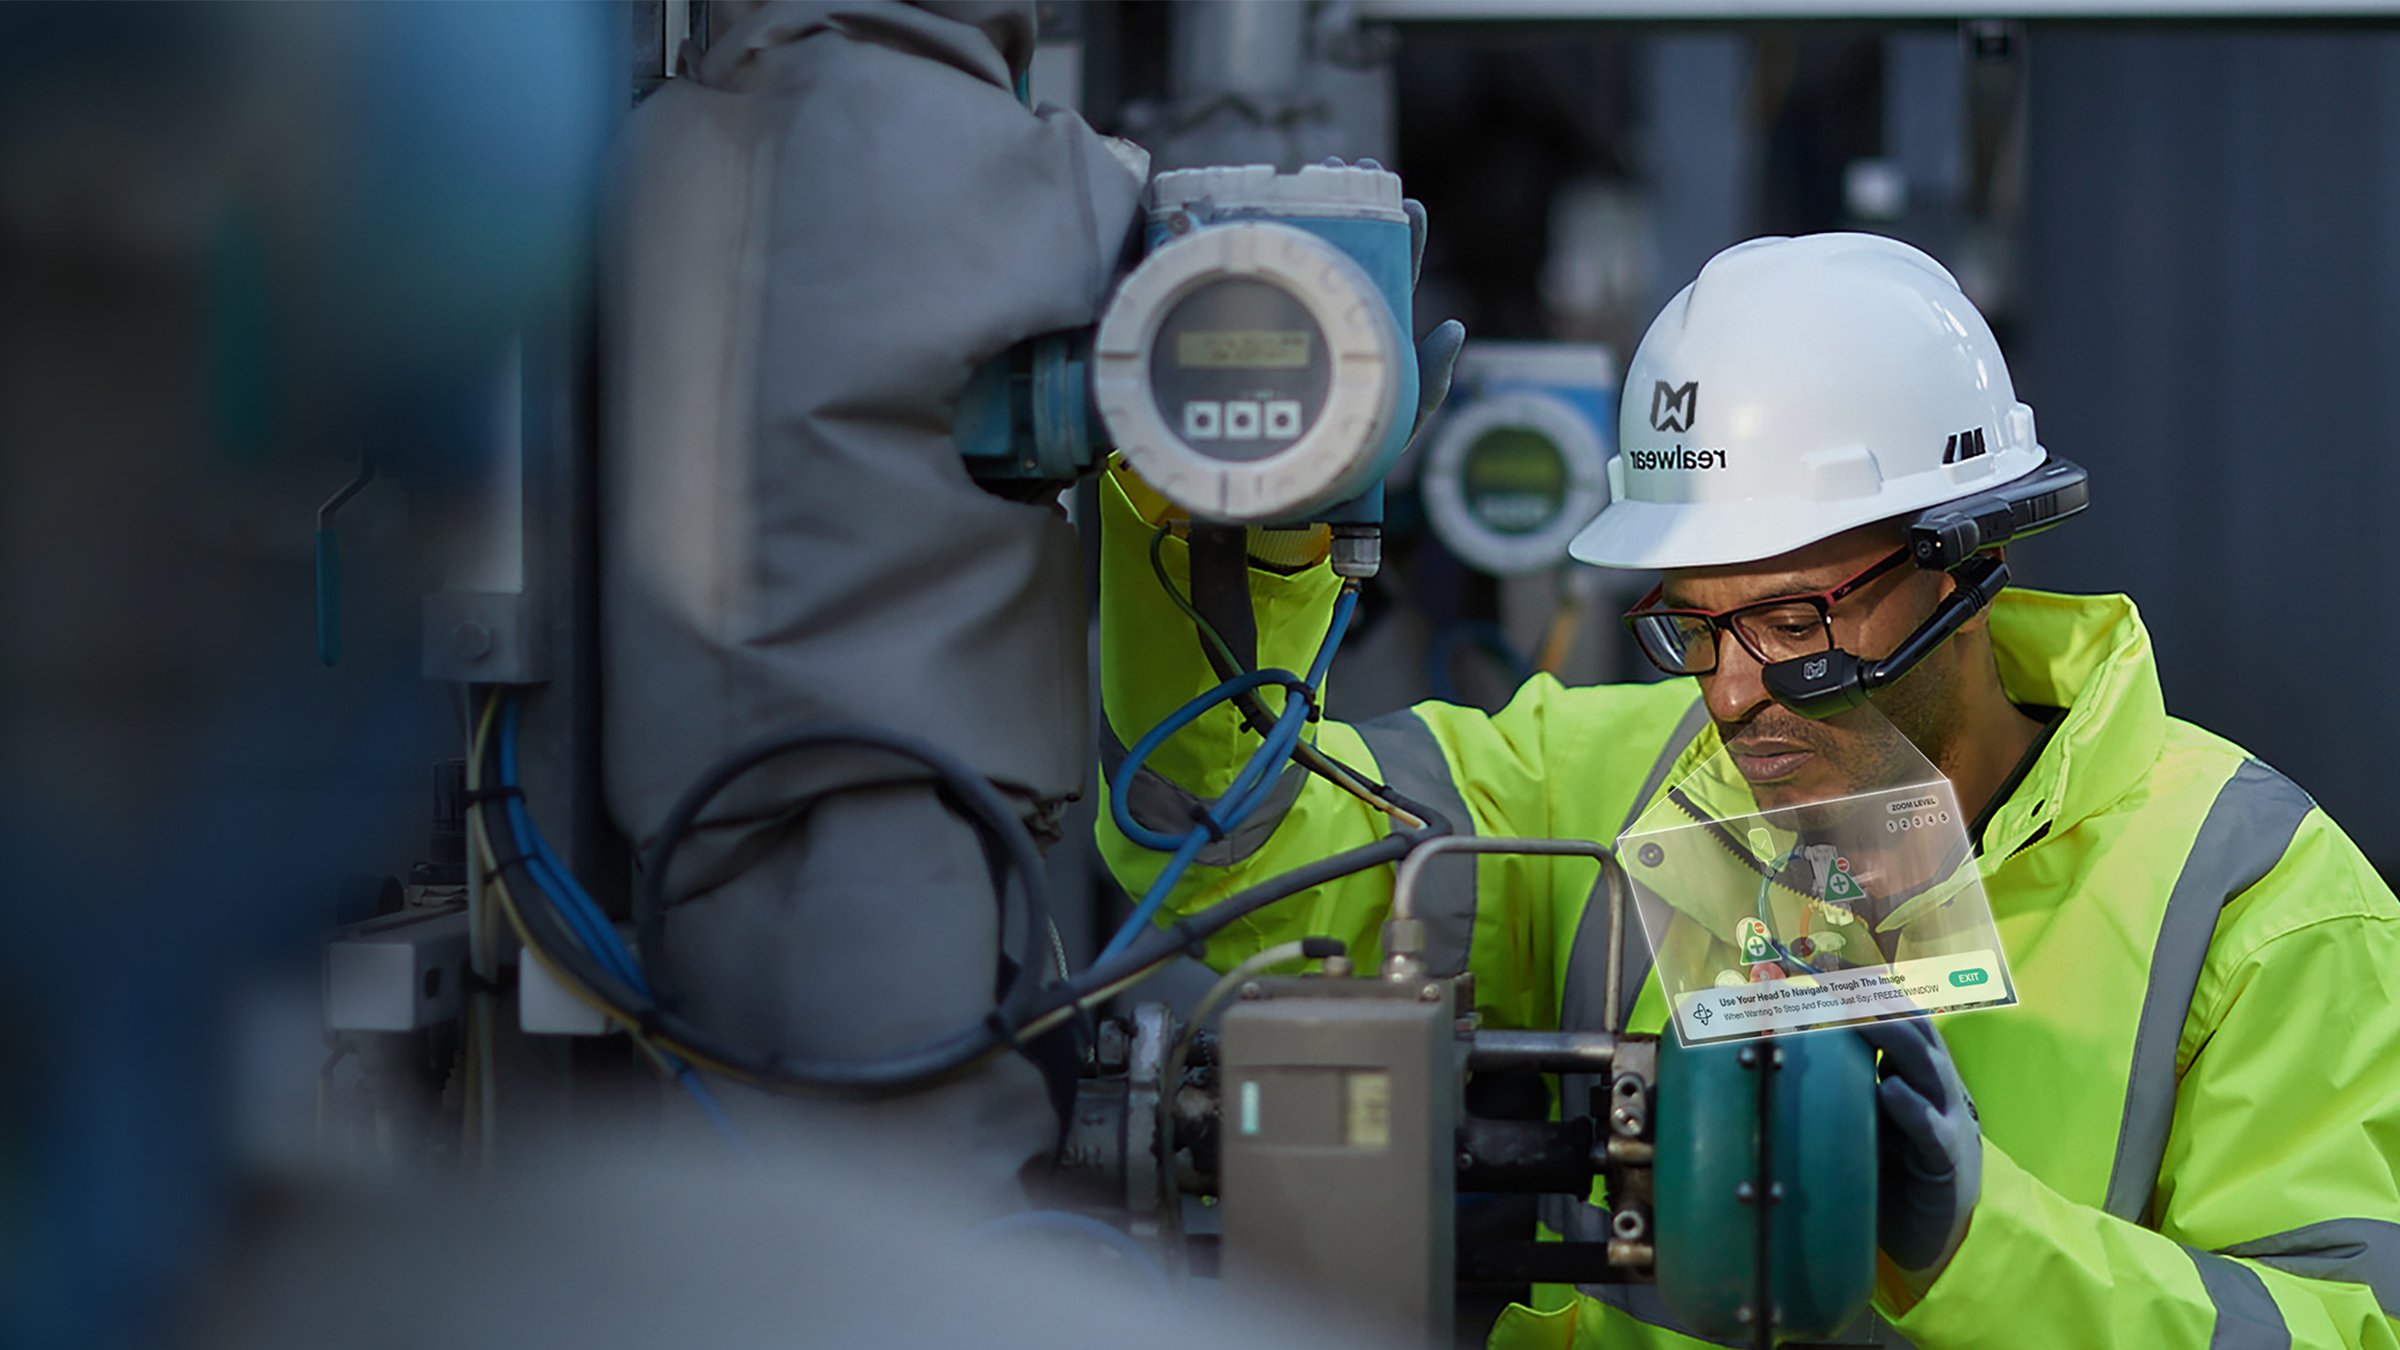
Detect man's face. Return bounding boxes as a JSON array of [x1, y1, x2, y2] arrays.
[[1661, 523, 1961, 812]]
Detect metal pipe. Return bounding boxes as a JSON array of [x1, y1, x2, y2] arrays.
[[316, 459, 375, 531], [1467, 1029, 1618, 1074], [1391, 835, 1612, 924], [1169, 0, 1308, 103], [663, 0, 688, 77], [1386, 836, 1618, 981]]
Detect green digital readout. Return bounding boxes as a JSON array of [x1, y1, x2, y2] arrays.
[[1461, 427, 1571, 535], [1175, 329, 1313, 369]]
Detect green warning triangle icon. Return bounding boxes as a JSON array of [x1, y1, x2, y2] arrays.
[[1824, 865, 1867, 907], [1737, 917, 1776, 963]]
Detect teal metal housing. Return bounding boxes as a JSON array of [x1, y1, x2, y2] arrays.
[[1653, 1029, 1879, 1343]]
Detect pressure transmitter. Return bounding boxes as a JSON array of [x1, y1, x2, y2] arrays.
[[1418, 342, 1617, 576], [1092, 164, 1423, 560]]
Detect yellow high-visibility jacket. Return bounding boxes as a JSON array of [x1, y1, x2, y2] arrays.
[[1096, 471, 2400, 1349]]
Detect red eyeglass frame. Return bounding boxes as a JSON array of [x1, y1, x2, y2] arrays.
[[1620, 544, 1917, 674]]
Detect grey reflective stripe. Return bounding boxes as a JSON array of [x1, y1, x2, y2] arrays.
[[1544, 700, 1711, 1269], [1097, 720, 1309, 867], [2103, 759, 2317, 1224], [1355, 708, 1478, 977], [2222, 1219, 2400, 1318], [1614, 697, 1711, 1027], [2188, 1249, 2294, 1350], [1620, 698, 1714, 838], [1558, 697, 1710, 1036]]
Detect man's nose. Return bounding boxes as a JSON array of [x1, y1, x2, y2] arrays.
[[1699, 627, 1773, 726]]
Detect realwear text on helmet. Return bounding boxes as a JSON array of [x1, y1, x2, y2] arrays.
[[1626, 445, 1729, 472]]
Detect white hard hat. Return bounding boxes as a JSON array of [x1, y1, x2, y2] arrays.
[[1569, 233, 2047, 571]]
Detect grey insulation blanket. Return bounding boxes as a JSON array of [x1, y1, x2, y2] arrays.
[[600, 0, 1143, 1182]]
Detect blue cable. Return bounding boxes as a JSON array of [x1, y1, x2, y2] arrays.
[[1096, 831, 1212, 966], [1099, 588, 1358, 964], [1100, 677, 1306, 962], [671, 1063, 758, 1161], [1306, 587, 1358, 688], [494, 695, 748, 1155], [1109, 587, 1359, 850], [1110, 668, 1308, 851], [498, 700, 647, 993]]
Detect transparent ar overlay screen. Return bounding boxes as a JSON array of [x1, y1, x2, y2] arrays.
[[1618, 707, 2017, 1045]]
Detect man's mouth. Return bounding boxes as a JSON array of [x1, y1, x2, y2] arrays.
[[1729, 742, 1814, 783]]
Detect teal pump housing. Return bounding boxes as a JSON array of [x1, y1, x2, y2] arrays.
[[1653, 1029, 1880, 1344]]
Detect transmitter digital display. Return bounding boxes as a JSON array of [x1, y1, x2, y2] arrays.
[[1175, 330, 1313, 369], [1147, 279, 1331, 463]]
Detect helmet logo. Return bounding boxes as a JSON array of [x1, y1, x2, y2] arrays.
[[1942, 426, 1988, 464], [1649, 380, 1699, 433]]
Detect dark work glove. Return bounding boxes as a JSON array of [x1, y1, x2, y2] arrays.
[[1411, 317, 1466, 444], [1854, 1016, 1982, 1276], [1402, 186, 1466, 446]]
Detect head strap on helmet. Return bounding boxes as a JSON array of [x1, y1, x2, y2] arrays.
[[1908, 457, 2090, 571], [1759, 455, 2087, 718]]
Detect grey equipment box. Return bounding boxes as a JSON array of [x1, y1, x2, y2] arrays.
[[1218, 976, 1463, 1350]]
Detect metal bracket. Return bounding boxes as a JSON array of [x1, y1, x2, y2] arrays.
[[423, 590, 546, 685]]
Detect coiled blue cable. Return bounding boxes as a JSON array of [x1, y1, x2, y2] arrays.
[[1098, 587, 1358, 964], [1109, 669, 1309, 852]]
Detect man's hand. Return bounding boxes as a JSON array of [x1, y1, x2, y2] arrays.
[[1855, 1016, 1982, 1279]]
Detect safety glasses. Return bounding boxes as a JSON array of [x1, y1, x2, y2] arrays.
[[1621, 546, 1915, 677]]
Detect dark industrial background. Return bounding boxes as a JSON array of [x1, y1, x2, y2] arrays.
[[1, 6, 2394, 1349]]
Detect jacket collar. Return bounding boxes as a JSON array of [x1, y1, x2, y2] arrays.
[[1979, 588, 2163, 860], [1652, 588, 2161, 862]]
